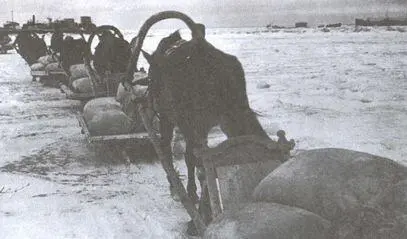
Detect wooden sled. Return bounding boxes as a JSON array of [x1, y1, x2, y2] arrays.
[[31, 70, 48, 79], [75, 106, 155, 163], [73, 70, 155, 160], [74, 71, 153, 145], [30, 52, 68, 86], [40, 70, 68, 87], [76, 113, 150, 144], [59, 81, 112, 101], [199, 133, 295, 219], [32, 69, 68, 87]]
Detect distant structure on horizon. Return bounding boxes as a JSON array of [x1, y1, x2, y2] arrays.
[[16, 14, 97, 33], [265, 21, 309, 29], [295, 22, 308, 28], [3, 21, 20, 30], [355, 17, 407, 26]]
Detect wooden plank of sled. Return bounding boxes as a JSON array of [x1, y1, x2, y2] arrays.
[[75, 114, 92, 143], [66, 91, 108, 101], [76, 114, 150, 144], [199, 135, 286, 219], [88, 132, 150, 144], [48, 71, 67, 76], [60, 84, 109, 101], [31, 70, 48, 77]]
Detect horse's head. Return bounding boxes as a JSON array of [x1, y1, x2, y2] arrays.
[[141, 30, 184, 94], [99, 31, 115, 48], [142, 30, 182, 69]]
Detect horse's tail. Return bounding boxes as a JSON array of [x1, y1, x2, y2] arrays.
[[123, 11, 205, 85]]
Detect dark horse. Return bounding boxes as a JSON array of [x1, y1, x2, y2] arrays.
[[13, 31, 47, 65], [125, 11, 270, 234], [93, 30, 131, 75], [60, 36, 87, 74]]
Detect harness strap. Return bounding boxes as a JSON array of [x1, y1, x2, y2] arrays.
[[164, 39, 187, 57]]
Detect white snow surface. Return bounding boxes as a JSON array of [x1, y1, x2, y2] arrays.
[[1, 25, 407, 238]]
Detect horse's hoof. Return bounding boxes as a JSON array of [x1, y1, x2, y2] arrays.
[[171, 193, 181, 202], [186, 220, 198, 236], [188, 192, 199, 204], [170, 187, 181, 202]]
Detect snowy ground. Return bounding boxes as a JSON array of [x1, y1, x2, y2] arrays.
[[1, 25, 407, 238]]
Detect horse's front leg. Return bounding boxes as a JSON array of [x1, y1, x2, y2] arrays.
[[186, 137, 212, 236], [159, 114, 177, 200], [193, 136, 212, 224], [196, 166, 212, 225]]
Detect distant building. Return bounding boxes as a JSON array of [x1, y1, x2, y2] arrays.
[[80, 16, 96, 32], [53, 18, 79, 31], [3, 21, 20, 29], [356, 17, 407, 26], [81, 16, 92, 25], [63, 18, 76, 28], [22, 15, 48, 30], [18, 14, 96, 33], [295, 22, 308, 28], [326, 23, 342, 28]]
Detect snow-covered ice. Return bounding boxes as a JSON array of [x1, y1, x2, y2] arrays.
[[1, 25, 406, 238]]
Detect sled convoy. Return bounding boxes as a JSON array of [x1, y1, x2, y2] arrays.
[[0, 32, 13, 54], [8, 11, 407, 238]]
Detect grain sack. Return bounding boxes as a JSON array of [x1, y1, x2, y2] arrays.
[[253, 148, 407, 221], [378, 179, 407, 214], [45, 62, 63, 72], [69, 64, 88, 80], [30, 62, 45, 71], [115, 82, 130, 104], [87, 109, 133, 136], [83, 97, 122, 122], [116, 82, 150, 132], [204, 202, 331, 239], [37, 55, 57, 65], [71, 77, 93, 93], [115, 82, 148, 105], [217, 161, 281, 210], [355, 179, 407, 239]]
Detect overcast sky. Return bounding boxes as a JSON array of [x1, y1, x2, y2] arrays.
[[1, 0, 406, 29]]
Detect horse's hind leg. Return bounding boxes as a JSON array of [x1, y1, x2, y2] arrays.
[[192, 135, 212, 224], [185, 142, 199, 203], [197, 167, 212, 224], [186, 137, 212, 236]]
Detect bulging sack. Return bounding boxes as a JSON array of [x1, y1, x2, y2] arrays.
[[69, 64, 88, 80], [116, 82, 148, 105], [204, 202, 331, 239], [83, 97, 133, 136], [83, 97, 122, 122], [37, 55, 57, 65], [87, 109, 133, 136], [253, 148, 407, 221], [45, 62, 63, 72], [30, 62, 45, 71], [116, 82, 150, 131], [71, 77, 93, 93]]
